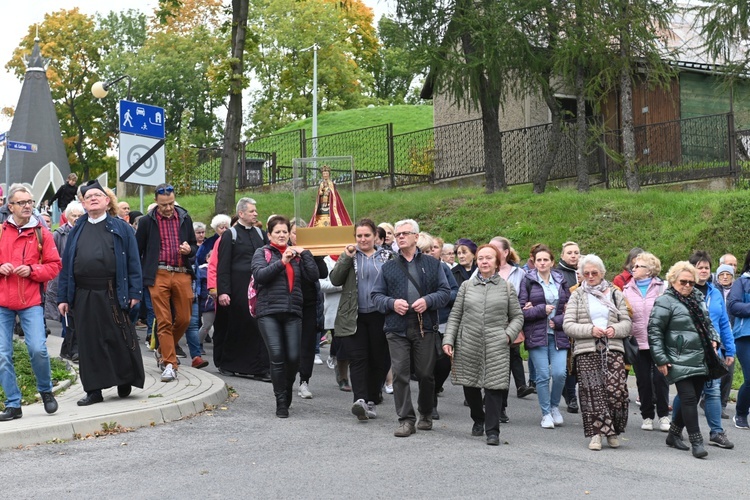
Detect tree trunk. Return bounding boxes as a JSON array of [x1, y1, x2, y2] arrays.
[[533, 89, 563, 194], [575, 63, 589, 192], [620, 62, 640, 192], [215, 0, 249, 215]]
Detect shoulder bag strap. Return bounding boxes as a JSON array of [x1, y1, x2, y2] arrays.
[[394, 256, 424, 297]]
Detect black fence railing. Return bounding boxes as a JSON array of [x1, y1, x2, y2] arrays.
[[187, 112, 739, 193]]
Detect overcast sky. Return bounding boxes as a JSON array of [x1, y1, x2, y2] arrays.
[[0, 0, 394, 132]]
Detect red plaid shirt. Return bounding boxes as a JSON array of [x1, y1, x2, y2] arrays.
[[156, 211, 181, 266]]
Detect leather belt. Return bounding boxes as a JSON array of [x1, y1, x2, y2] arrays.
[[158, 264, 189, 273]]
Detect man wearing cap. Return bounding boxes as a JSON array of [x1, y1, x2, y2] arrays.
[[0, 184, 62, 420], [57, 181, 145, 405], [135, 183, 198, 382], [371, 218, 451, 437]]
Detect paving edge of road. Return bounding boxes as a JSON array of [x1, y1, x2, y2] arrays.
[[0, 335, 228, 450]]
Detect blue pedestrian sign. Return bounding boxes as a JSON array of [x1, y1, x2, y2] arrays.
[[119, 100, 165, 140], [7, 141, 37, 153]]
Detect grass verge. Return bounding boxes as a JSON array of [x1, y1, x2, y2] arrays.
[[0, 339, 75, 408]]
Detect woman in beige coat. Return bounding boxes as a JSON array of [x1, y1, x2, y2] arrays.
[[443, 245, 524, 445], [563, 254, 632, 451]]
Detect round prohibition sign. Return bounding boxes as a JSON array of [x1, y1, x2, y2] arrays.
[[126, 144, 158, 177]]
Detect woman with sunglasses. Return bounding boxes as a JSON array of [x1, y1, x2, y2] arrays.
[[649, 261, 721, 458], [622, 252, 670, 432], [563, 255, 632, 451]]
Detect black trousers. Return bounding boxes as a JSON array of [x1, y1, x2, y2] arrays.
[[464, 386, 504, 437], [258, 314, 302, 399], [341, 312, 386, 403], [673, 376, 706, 435], [633, 349, 670, 419], [298, 304, 317, 383], [433, 354, 451, 408], [720, 357, 736, 408]]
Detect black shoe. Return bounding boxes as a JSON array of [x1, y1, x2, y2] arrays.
[[276, 394, 289, 418], [175, 345, 187, 358], [218, 367, 236, 377], [71, 352, 79, 363], [204, 335, 212, 344], [0, 406, 22, 421], [689, 432, 708, 459], [117, 385, 132, 398], [40, 391, 58, 414], [487, 434, 500, 446], [666, 431, 690, 451], [472, 422, 484, 436], [499, 408, 510, 423], [529, 381, 537, 393], [253, 373, 272, 383], [77, 392, 104, 406], [567, 398, 579, 414], [517, 385, 534, 398], [432, 408, 440, 420]]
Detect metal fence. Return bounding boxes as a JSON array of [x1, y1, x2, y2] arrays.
[[189, 112, 740, 193]]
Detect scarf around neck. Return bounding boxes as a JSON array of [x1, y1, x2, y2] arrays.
[[270, 242, 294, 292], [581, 279, 620, 316]]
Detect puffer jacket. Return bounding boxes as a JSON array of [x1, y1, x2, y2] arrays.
[[0, 217, 62, 310], [555, 260, 578, 291], [728, 272, 750, 341], [622, 277, 665, 350], [703, 282, 735, 357], [443, 274, 524, 390], [517, 269, 570, 350], [251, 245, 319, 318], [648, 289, 720, 384], [563, 286, 632, 357]]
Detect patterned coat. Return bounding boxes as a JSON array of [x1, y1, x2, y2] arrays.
[[443, 275, 524, 390]]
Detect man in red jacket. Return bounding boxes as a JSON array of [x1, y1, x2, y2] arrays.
[[0, 184, 62, 420]]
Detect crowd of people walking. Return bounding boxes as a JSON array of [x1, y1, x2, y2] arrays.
[[0, 180, 744, 460]]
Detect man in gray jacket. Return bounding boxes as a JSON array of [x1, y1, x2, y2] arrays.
[[372, 218, 450, 437]]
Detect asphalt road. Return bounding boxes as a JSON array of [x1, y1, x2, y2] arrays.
[[2, 329, 749, 499]]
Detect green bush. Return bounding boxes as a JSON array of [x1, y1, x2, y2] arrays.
[[0, 339, 74, 408]]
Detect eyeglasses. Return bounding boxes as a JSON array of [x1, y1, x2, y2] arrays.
[[156, 185, 175, 195], [678, 279, 696, 287], [10, 200, 35, 207], [582, 271, 600, 277], [632, 264, 647, 269], [84, 193, 107, 200], [394, 231, 416, 238]]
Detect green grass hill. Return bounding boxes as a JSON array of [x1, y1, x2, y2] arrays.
[[128, 185, 750, 278], [270, 104, 434, 137]]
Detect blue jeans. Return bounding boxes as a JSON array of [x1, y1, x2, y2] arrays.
[[528, 334, 568, 415], [143, 288, 155, 337], [0, 306, 53, 408], [734, 337, 750, 417], [673, 377, 722, 434], [184, 300, 202, 359]]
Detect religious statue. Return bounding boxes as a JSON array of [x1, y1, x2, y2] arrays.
[[311, 165, 352, 227]]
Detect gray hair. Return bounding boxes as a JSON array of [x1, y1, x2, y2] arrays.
[[577, 254, 606, 276], [8, 183, 31, 202], [65, 200, 84, 218], [193, 222, 206, 232], [236, 197, 257, 214], [394, 218, 419, 234], [210, 214, 231, 230]]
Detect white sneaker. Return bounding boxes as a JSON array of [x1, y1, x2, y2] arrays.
[[326, 356, 336, 370], [641, 418, 654, 431], [384, 384, 394, 394], [658, 416, 671, 432], [298, 381, 313, 399], [588, 435, 602, 451], [607, 435, 620, 448], [352, 399, 369, 421], [314, 354, 323, 365], [550, 406, 564, 426], [366, 401, 377, 419], [161, 363, 176, 383], [541, 414, 555, 429]]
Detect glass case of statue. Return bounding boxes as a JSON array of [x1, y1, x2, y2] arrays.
[[292, 156, 356, 256]]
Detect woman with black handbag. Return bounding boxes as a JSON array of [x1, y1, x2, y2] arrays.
[[648, 261, 724, 459], [563, 255, 632, 451]]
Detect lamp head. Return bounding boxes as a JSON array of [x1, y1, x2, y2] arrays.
[[91, 81, 109, 99]]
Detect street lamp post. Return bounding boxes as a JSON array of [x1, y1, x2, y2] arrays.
[[301, 44, 319, 159], [91, 75, 143, 211]]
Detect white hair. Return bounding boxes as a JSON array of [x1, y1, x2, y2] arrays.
[[394, 218, 419, 234], [236, 197, 257, 214], [8, 183, 31, 202], [577, 254, 606, 276], [210, 214, 231, 230], [65, 200, 84, 218]]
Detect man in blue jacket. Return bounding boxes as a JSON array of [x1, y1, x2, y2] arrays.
[[372, 219, 450, 437], [672, 251, 736, 449]]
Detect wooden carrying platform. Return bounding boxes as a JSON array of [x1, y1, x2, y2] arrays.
[[295, 226, 354, 256]]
